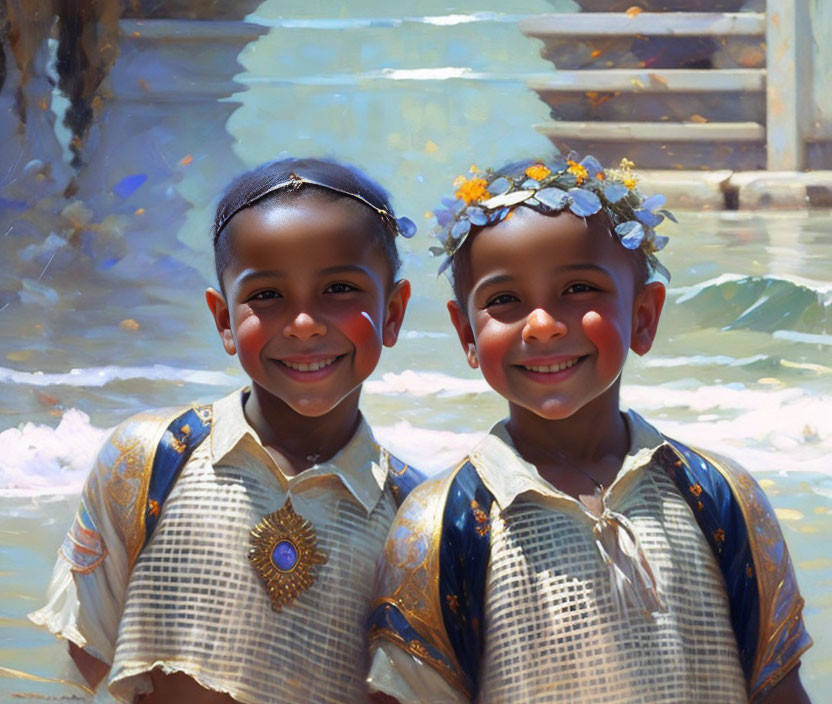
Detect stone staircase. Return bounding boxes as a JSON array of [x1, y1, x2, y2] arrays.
[[520, 3, 825, 178]]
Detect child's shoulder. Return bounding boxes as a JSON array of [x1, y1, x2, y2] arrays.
[[92, 402, 212, 495], [380, 449, 427, 507], [72, 402, 213, 571], [384, 458, 494, 564], [658, 430, 812, 699]]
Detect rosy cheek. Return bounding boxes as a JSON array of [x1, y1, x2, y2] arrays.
[[582, 310, 627, 378], [235, 314, 270, 363], [474, 326, 511, 384], [340, 310, 379, 349]]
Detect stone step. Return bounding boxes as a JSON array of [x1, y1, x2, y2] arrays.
[[539, 91, 764, 125], [535, 120, 764, 142], [528, 68, 764, 93], [519, 12, 765, 38], [635, 169, 832, 210], [537, 122, 767, 170]]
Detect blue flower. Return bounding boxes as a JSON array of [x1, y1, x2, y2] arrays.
[[616, 221, 645, 249], [567, 188, 602, 217], [396, 216, 417, 238]]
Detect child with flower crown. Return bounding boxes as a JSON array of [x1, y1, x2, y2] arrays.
[[29, 157, 425, 704], [366, 155, 811, 704]]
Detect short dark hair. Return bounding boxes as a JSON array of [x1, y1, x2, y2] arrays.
[[450, 210, 649, 310], [213, 157, 402, 290]]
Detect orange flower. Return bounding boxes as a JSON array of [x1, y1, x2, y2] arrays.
[[454, 176, 490, 204], [623, 174, 637, 190], [689, 484, 703, 497], [525, 163, 551, 181], [567, 159, 588, 185], [713, 528, 726, 545]]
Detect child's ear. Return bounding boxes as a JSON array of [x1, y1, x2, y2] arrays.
[[631, 281, 666, 356], [447, 300, 479, 369], [382, 279, 411, 347], [205, 287, 237, 356]]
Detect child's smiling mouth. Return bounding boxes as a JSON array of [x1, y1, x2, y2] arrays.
[[516, 355, 587, 377], [278, 356, 340, 372], [273, 354, 347, 379], [523, 357, 580, 373]]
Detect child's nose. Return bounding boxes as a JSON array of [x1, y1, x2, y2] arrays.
[[284, 311, 326, 340], [522, 308, 567, 342]]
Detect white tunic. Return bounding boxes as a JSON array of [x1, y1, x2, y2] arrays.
[[368, 411, 748, 704], [31, 388, 402, 704]]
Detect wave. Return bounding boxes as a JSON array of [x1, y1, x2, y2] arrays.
[[400, 330, 449, 340], [3, 380, 830, 494], [364, 370, 491, 397], [0, 409, 109, 496], [671, 274, 831, 334], [772, 330, 832, 346], [644, 354, 769, 369], [0, 412, 478, 496], [0, 364, 242, 388]]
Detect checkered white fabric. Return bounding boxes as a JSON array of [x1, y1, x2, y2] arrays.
[[479, 461, 746, 704], [110, 436, 398, 704]]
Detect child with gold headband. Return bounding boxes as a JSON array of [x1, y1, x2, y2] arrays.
[[29, 157, 424, 703], [366, 155, 811, 704]]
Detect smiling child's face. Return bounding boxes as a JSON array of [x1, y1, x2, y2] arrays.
[[207, 192, 409, 418], [449, 207, 665, 422]]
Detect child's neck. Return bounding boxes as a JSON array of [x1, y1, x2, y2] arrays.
[[505, 388, 630, 506], [243, 384, 363, 477]]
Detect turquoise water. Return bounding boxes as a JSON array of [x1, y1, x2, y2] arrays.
[[1, 2, 831, 700]]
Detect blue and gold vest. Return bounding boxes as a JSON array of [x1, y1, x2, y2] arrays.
[[61, 405, 424, 574], [368, 438, 811, 703]]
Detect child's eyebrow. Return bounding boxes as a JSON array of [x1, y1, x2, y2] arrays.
[[474, 273, 515, 291], [558, 263, 613, 276], [319, 264, 374, 277], [234, 269, 285, 288]]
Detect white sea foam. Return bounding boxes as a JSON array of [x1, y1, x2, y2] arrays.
[[644, 354, 768, 368], [375, 421, 484, 474], [401, 330, 449, 339], [623, 384, 832, 473], [0, 409, 110, 496], [2, 377, 829, 494], [364, 370, 492, 397], [0, 364, 241, 388], [773, 330, 832, 346], [670, 272, 832, 304], [0, 411, 477, 495]]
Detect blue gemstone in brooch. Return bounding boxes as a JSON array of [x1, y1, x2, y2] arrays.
[[249, 498, 327, 612], [272, 540, 299, 571]]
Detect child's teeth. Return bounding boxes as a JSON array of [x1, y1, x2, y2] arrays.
[[525, 358, 578, 373], [283, 357, 336, 371]]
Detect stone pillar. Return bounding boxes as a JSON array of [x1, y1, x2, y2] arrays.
[[766, 0, 812, 170]]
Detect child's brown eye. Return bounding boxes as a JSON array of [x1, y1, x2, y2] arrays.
[[250, 290, 279, 301], [326, 282, 357, 294], [565, 283, 595, 294], [486, 293, 518, 307]]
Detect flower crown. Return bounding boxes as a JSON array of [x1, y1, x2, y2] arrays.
[[430, 153, 675, 281]]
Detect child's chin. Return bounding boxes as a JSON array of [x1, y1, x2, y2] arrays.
[[287, 397, 345, 417], [523, 399, 583, 421]]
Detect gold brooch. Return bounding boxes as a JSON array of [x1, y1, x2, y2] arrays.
[[248, 498, 327, 612]]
